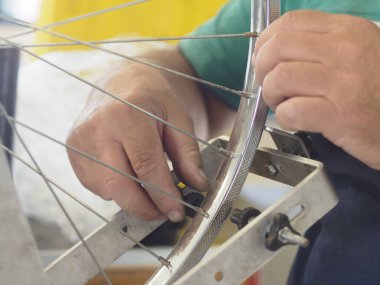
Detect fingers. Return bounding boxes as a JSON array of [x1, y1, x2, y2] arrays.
[[262, 61, 329, 110], [164, 109, 209, 193], [100, 144, 163, 220], [255, 10, 340, 55], [253, 11, 340, 136], [68, 101, 187, 222], [254, 30, 332, 84], [275, 96, 336, 134], [252, 10, 380, 170], [121, 113, 186, 222], [67, 135, 164, 220]]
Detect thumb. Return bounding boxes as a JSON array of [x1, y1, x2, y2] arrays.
[[164, 110, 209, 192]]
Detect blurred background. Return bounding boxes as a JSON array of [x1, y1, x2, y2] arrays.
[[1, 0, 41, 22], [1, 0, 229, 53]]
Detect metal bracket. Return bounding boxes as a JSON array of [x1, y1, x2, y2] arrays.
[[0, 142, 49, 285], [45, 211, 164, 285], [265, 126, 314, 158], [175, 132, 338, 284], [0, 128, 337, 285]]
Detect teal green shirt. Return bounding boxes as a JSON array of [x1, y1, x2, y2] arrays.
[[180, 0, 380, 109]]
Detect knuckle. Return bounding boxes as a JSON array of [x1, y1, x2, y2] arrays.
[[180, 140, 200, 158], [254, 37, 264, 53], [153, 194, 178, 213], [276, 103, 299, 130], [271, 32, 288, 48], [98, 190, 113, 201], [281, 11, 300, 27], [262, 74, 277, 103], [262, 64, 287, 102], [153, 194, 171, 207], [132, 152, 160, 178], [66, 126, 84, 149], [81, 178, 112, 200], [254, 55, 266, 82], [272, 63, 289, 83], [333, 38, 366, 66]]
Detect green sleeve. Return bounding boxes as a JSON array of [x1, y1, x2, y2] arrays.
[[180, 0, 250, 110], [180, 0, 380, 110], [283, 0, 380, 20]]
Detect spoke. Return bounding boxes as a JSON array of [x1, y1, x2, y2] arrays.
[[5, 0, 151, 41], [0, 105, 112, 285], [0, 32, 235, 159], [0, 14, 253, 99], [0, 112, 209, 218], [0, 144, 171, 269], [0, 32, 259, 49]]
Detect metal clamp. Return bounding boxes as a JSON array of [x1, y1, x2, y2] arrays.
[[175, 131, 338, 284]]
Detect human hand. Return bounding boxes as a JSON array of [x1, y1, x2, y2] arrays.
[[254, 10, 380, 170], [67, 63, 209, 222]]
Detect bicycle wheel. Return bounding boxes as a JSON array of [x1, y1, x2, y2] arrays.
[[0, 0, 280, 284]]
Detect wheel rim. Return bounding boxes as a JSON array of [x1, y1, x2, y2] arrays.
[[147, 0, 280, 283]]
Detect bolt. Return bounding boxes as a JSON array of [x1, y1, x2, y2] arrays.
[[279, 227, 309, 247], [265, 213, 310, 251], [265, 162, 278, 176]]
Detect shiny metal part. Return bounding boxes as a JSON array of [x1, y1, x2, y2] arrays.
[[175, 144, 338, 285], [279, 227, 309, 247], [265, 162, 279, 176], [266, 127, 312, 158], [265, 213, 309, 251]]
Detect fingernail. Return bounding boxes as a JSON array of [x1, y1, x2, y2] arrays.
[[167, 210, 183, 223]]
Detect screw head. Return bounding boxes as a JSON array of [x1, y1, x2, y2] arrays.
[[265, 162, 278, 176]]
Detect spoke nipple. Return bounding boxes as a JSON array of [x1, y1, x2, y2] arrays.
[[196, 207, 210, 219], [158, 256, 172, 271], [218, 148, 237, 158], [239, 91, 256, 99], [244, 31, 260, 38]]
